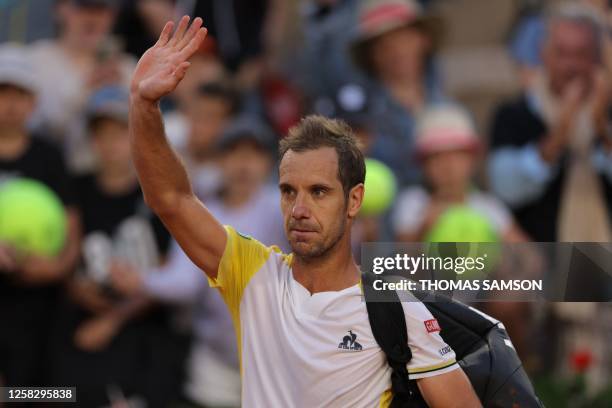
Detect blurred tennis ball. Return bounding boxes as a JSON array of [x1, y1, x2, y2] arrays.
[[426, 206, 499, 243], [425, 206, 500, 278], [361, 158, 397, 216], [0, 178, 66, 257]]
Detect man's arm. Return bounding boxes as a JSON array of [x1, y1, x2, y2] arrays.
[[417, 369, 482, 408], [129, 16, 226, 278]]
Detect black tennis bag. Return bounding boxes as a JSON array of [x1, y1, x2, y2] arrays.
[[362, 273, 544, 408]]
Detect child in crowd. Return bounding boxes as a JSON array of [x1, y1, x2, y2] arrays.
[[392, 104, 527, 243], [392, 104, 532, 358], [167, 82, 241, 200], [0, 44, 80, 388]]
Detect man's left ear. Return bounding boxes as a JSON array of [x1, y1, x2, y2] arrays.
[[347, 183, 364, 218]]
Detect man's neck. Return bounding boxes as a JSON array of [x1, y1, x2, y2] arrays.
[[0, 130, 29, 160], [292, 237, 360, 294]]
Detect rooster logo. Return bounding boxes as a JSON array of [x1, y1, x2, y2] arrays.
[[338, 330, 362, 351]]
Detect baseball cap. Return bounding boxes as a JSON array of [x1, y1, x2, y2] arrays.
[[0, 44, 38, 95], [414, 104, 481, 158], [86, 86, 129, 127], [350, 0, 444, 73], [218, 115, 277, 153], [313, 84, 371, 130]]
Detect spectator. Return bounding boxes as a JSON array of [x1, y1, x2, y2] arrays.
[[489, 3, 612, 242], [348, 0, 446, 185], [46, 86, 184, 407], [166, 81, 241, 200], [0, 44, 80, 386], [510, 1, 612, 89], [207, 115, 287, 252], [30, 0, 136, 173], [392, 104, 527, 243], [111, 115, 285, 407]]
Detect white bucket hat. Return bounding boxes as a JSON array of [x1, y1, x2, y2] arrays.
[[415, 104, 481, 158]]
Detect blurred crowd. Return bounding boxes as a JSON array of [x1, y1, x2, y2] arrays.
[[0, 0, 611, 406]]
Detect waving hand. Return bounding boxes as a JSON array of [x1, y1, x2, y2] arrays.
[[131, 16, 207, 102]]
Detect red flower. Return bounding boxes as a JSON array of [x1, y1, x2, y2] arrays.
[[570, 349, 594, 373]]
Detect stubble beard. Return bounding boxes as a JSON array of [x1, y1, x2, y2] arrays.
[[289, 217, 347, 263]]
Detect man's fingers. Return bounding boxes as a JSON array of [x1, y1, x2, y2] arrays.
[[155, 21, 174, 47], [173, 61, 191, 82], [169, 15, 190, 47], [178, 28, 208, 62], [177, 17, 203, 50]]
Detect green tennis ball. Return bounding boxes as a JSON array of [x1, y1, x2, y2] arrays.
[[361, 158, 397, 216], [0, 178, 67, 257], [425, 206, 500, 279], [426, 206, 499, 243]]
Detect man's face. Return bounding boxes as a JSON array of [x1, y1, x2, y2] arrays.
[[220, 141, 272, 192], [187, 96, 232, 158], [543, 20, 599, 96], [279, 147, 355, 259], [59, 4, 116, 50], [0, 85, 35, 133], [423, 150, 474, 196], [90, 117, 132, 172], [370, 25, 430, 82]]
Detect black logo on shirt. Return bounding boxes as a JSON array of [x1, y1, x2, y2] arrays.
[[338, 330, 362, 351]]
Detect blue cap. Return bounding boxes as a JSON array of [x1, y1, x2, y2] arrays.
[[86, 86, 129, 125]]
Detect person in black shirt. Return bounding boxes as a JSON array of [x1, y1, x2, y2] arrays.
[[489, 4, 612, 242], [0, 44, 81, 387], [47, 86, 183, 407]]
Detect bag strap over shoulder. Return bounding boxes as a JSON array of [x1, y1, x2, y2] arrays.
[[362, 272, 425, 407]]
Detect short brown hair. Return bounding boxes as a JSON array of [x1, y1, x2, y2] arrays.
[[279, 115, 366, 196]]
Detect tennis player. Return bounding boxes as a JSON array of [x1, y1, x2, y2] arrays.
[[129, 16, 481, 407]]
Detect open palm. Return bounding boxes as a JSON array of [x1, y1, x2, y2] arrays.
[[132, 16, 207, 102]]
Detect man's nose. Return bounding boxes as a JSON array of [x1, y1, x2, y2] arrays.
[[291, 192, 311, 219]]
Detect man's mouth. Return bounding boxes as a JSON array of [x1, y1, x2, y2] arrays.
[[289, 228, 317, 239], [291, 228, 315, 233]]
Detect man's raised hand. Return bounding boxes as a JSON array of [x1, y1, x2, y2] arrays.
[[131, 16, 207, 103]]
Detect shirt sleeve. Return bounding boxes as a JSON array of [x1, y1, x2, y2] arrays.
[[488, 144, 558, 207], [208, 225, 274, 319], [401, 301, 459, 380]]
